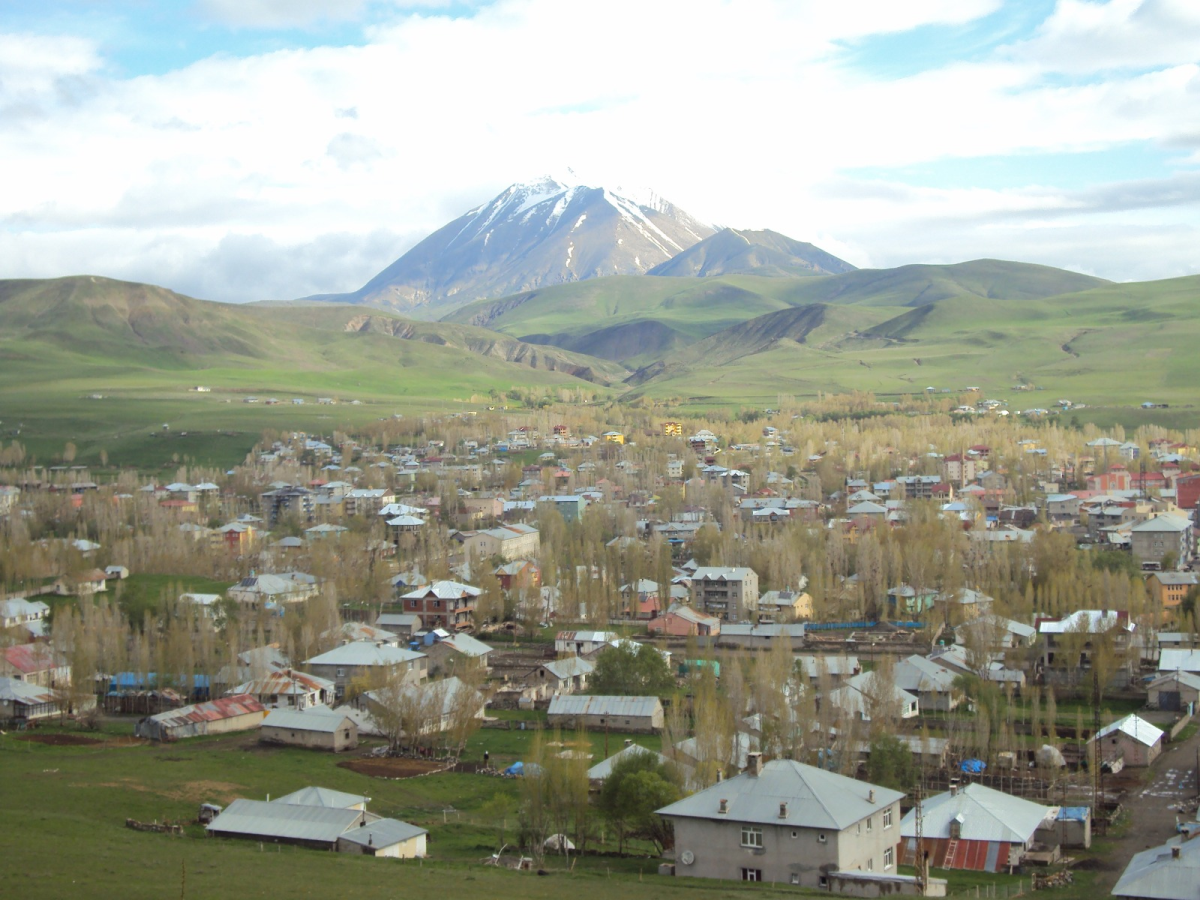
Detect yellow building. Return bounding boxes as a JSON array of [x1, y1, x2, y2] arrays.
[[603, 431, 625, 444], [663, 421, 682, 437]]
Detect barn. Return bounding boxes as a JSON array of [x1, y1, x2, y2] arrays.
[[260, 706, 358, 752], [134, 694, 266, 741], [900, 783, 1056, 872]]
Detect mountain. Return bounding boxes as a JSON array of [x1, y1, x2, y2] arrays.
[[308, 177, 714, 317], [647, 228, 856, 278]]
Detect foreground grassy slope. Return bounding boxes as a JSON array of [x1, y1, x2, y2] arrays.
[[624, 274, 1200, 417], [0, 278, 618, 467]]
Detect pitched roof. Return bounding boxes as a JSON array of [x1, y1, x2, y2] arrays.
[[899, 783, 1053, 843], [657, 759, 903, 830], [1113, 836, 1200, 900], [400, 581, 482, 600], [273, 786, 369, 809], [1092, 713, 1164, 748], [548, 695, 662, 718], [338, 818, 427, 848], [207, 798, 366, 843], [541, 656, 595, 680], [262, 706, 355, 734], [143, 693, 264, 728], [587, 743, 671, 780], [304, 641, 425, 668]]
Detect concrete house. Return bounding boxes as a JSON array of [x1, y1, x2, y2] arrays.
[[900, 783, 1056, 872], [1131, 514, 1194, 568], [827, 672, 919, 723], [533, 655, 594, 694], [1037, 609, 1136, 687], [207, 798, 376, 850], [892, 655, 962, 712], [657, 757, 926, 893], [457, 523, 540, 562], [1090, 714, 1164, 768], [555, 631, 615, 656], [648, 604, 721, 637], [547, 695, 664, 733], [758, 587, 813, 623], [401, 581, 482, 632], [1113, 834, 1200, 900], [260, 705, 358, 752], [1147, 671, 1200, 711], [337, 818, 428, 858], [692, 567, 760, 623], [229, 668, 335, 709], [0, 676, 59, 723], [1147, 571, 1199, 618], [304, 642, 427, 699]]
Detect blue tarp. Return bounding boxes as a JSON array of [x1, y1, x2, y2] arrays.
[[960, 759, 987, 774], [503, 761, 544, 777]]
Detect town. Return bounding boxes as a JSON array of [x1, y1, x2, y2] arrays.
[[3, 398, 1199, 899]]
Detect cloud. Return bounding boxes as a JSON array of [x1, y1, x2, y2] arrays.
[[2, 0, 1199, 300]]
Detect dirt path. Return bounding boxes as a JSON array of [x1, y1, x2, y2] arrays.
[[1091, 729, 1200, 890]]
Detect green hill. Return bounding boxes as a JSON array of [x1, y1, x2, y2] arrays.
[[0, 277, 621, 466]]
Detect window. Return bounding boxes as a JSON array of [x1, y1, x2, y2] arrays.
[[866, 816, 873, 832], [867, 859, 874, 872], [819, 876, 829, 888], [742, 869, 762, 882], [817, 832, 827, 843], [791, 874, 800, 885], [883, 807, 893, 829], [791, 830, 799, 839], [884, 847, 895, 870], [741, 826, 764, 849]]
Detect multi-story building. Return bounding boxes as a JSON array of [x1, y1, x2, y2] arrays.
[[692, 567, 759, 622], [400, 581, 482, 631]]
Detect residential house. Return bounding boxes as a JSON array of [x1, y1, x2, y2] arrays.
[[1147, 571, 1199, 617], [656, 757, 918, 893], [207, 798, 376, 850], [1037, 609, 1136, 687], [1090, 714, 1164, 768], [1147, 671, 1200, 712], [401, 581, 482, 631], [547, 695, 664, 733], [304, 642, 428, 698], [692, 567, 760, 622], [55, 568, 108, 596], [892, 655, 961, 712], [555, 631, 615, 656], [532, 656, 594, 694], [260, 705, 358, 751], [0, 676, 59, 723], [493, 559, 541, 591], [899, 783, 1056, 871], [648, 605, 721, 637], [0, 643, 69, 688], [227, 572, 320, 606], [374, 613, 421, 640], [337, 819, 428, 858], [361, 675, 485, 735], [588, 741, 679, 783], [1113, 834, 1200, 900], [423, 632, 493, 677], [827, 671, 919, 723], [229, 668, 335, 709], [757, 587, 813, 623], [620, 579, 663, 620], [795, 655, 861, 685], [458, 524, 540, 562], [713, 623, 807, 651]]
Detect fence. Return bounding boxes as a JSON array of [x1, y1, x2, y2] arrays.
[[1169, 713, 1194, 742]]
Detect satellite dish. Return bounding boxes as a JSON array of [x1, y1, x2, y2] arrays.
[[680, 849, 695, 866]]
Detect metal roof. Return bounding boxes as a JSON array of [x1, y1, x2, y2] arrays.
[[305, 641, 425, 668], [587, 743, 671, 780], [542, 656, 595, 680], [338, 818, 427, 848], [548, 695, 662, 718], [893, 655, 959, 693], [273, 787, 369, 809], [657, 759, 903, 830], [899, 783, 1053, 843], [144, 693, 264, 728], [207, 798, 367, 843], [262, 706, 354, 734], [1092, 713, 1164, 748], [1113, 835, 1200, 900], [0, 675, 57, 705]]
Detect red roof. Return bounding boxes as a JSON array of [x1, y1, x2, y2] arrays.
[[3, 642, 57, 674]]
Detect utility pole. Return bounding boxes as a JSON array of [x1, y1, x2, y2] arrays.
[[914, 780, 927, 896]]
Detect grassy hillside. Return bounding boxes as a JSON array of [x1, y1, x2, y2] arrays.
[[0, 278, 618, 467], [443, 261, 1109, 364], [622, 274, 1200, 420]]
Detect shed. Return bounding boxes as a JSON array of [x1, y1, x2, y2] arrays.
[[337, 818, 428, 857], [206, 798, 373, 850], [135, 693, 266, 741], [1090, 714, 1164, 768], [260, 706, 358, 752], [547, 694, 664, 733]]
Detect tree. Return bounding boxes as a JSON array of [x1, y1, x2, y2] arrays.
[[597, 751, 681, 854], [589, 642, 675, 696], [866, 733, 916, 793]]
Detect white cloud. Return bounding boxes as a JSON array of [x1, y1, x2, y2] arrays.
[[1, 0, 1199, 302], [196, 0, 368, 28]]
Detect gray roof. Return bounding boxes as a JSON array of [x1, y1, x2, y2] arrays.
[[338, 818, 427, 848], [899, 783, 1053, 843], [273, 786, 369, 809], [657, 759, 903, 830], [262, 706, 354, 734], [542, 656, 595, 680], [437, 633, 493, 658], [548, 695, 662, 718], [720, 623, 806, 638], [207, 798, 367, 843], [1092, 714, 1164, 748], [796, 655, 860, 679], [893, 655, 959, 693], [1113, 836, 1200, 900], [587, 743, 671, 780], [305, 641, 425, 668], [1149, 671, 1200, 691]]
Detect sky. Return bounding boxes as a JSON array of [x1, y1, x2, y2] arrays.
[[2, 0, 1199, 303]]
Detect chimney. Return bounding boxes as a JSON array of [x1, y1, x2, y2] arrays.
[[719, 799, 728, 815], [1173, 846, 1182, 859], [717, 770, 724, 783], [950, 784, 958, 797], [749, 752, 763, 776], [779, 802, 789, 819], [868, 789, 875, 803], [624, 739, 633, 747]]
